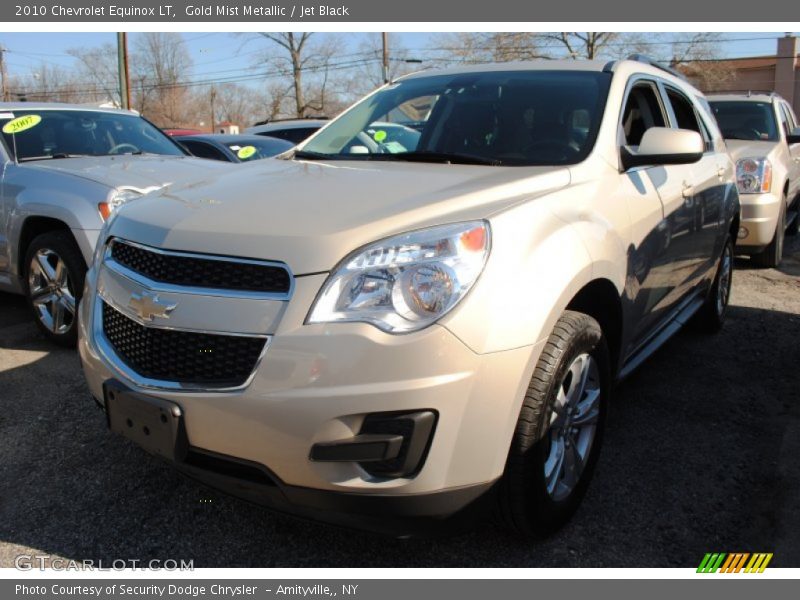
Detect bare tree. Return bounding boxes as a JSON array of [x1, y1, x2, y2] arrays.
[[8, 63, 84, 103], [208, 82, 263, 128], [431, 32, 549, 65], [67, 43, 120, 105], [132, 32, 193, 126], [537, 32, 627, 59], [664, 33, 737, 91], [348, 33, 418, 93], [250, 32, 344, 117]]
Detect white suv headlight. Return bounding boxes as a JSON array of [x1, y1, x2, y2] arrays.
[[736, 157, 772, 194], [307, 221, 491, 333]]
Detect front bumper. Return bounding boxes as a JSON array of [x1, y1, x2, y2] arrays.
[[736, 192, 782, 251], [78, 260, 540, 528]]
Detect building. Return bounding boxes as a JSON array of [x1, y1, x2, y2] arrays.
[[689, 35, 800, 116], [216, 121, 239, 135]]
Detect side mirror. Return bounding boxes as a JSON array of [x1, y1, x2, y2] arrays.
[[621, 127, 704, 170], [786, 127, 800, 145]]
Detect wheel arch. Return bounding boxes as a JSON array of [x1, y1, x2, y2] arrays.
[[16, 216, 73, 279], [565, 278, 624, 377]]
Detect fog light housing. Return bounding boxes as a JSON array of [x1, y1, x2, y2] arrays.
[[358, 411, 437, 478], [310, 411, 437, 479], [738, 226, 749, 239]]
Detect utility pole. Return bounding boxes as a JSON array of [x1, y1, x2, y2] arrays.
[[0, 46, 9, 101], [210, 86, 217, 133], [116, 32, 131, 110], [382, 32, 389, 84], [122, 33, 131, 109]]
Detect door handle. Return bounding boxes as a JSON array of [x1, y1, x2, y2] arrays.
[[717, 167, 726, 178], [682, 182, 694, 198]]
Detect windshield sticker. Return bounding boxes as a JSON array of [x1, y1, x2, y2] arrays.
[[372, 130, 387, 143], [237, 145, 257, 159], [2, 114, 42, 135]]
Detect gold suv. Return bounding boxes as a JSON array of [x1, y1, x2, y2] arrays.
[[79, 57, 739, 537]]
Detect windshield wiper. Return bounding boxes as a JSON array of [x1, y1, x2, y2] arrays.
[[293, 149, 337, 161], [17, 153, 91, 162], [365, 151, 502, 166], [293, 149, 502, 166]]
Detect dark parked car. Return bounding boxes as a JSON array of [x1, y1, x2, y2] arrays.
[[163, 128, 204, 137], [178, 134, 295, 163], [245, 118, 329, 144]]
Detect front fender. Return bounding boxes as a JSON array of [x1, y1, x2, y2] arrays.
[[5, 167, 110, 277], [440, 194, 625, 356]]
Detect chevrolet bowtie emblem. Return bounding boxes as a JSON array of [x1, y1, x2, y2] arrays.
[[128, 292, 176, 322]]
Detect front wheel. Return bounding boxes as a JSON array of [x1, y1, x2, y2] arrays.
[[24, 231, 86, 346], [496, 311, 609, 538]]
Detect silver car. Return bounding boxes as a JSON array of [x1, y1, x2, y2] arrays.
[[0, 103, 231, 345]]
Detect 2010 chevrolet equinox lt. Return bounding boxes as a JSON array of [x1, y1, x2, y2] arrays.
[[79, 57, 739, 537]]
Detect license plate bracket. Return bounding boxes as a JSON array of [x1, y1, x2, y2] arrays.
[[104, 381, 188, 462]]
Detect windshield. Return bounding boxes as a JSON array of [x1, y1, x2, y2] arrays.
[[0, 109, 185, 161], [300, 70, 612, 166], [708, 101, 779, 142], [224, 137, 294, 161]]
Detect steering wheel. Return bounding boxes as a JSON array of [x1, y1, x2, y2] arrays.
[[108, 143, 140, 155]]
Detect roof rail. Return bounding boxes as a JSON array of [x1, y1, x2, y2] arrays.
[[626, 54, 686, 81], [705, 89, 780, 98]]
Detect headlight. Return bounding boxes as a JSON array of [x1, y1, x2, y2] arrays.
[[307, 221, 491, 333], [736, 158, 772, 194], [98, 188, 143, 220]]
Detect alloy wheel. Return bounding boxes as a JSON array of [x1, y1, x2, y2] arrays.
[[544, 353, 601, 502], [28, 249, 76, 335], [716, 244, 733, 316]]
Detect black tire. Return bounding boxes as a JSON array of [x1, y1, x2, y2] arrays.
[[495, 311, 610, 538], [23, 231, 86, 346], [786, 195, 799, 237], [751, 199, 785, 268], [691, 235, 733, 334]]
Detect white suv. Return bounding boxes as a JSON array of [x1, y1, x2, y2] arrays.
[[708, 92, 800, 267], [79, 58, 738, 537]]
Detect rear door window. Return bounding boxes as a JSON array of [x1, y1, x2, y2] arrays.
[[181, 141, 228, 161]]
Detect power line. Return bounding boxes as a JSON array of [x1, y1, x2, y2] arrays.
[[9, 56, 383, 99]]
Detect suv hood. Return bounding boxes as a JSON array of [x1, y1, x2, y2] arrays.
[[723, 139, 780, 162], [109, 158, 571, 274], [24, 155, 230, 192]]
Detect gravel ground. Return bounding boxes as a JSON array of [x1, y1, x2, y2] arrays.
[[1, 237, 798, 568]]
